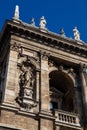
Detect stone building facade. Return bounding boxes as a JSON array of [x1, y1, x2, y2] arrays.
[[0, 5, 87, 130]]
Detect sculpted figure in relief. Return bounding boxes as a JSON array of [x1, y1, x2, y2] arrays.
[[16, 62, 37, 109], [25, 67, 33, 87], [19, 65, 35, 88]]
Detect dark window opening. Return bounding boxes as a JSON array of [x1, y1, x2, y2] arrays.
[[50, 101, 58, 110]]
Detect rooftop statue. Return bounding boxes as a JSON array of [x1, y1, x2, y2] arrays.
[[30, 18, 35, 26], [73, 27, 80, 40], [13, 5, 19, 21], [60, 28, 65, 37], [39, 16, 47, 29]]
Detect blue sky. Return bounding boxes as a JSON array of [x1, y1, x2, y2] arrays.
[[0, 0, 87, 42]]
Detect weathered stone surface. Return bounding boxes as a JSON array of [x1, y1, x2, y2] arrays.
[[0, 110, 38, 130], [40, 118, 53, 130], [0, 19, 86, 130]]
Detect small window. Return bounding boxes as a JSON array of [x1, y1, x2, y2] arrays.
[[50, 102, 53, 110], [50, 101, 58, 110], [85, 68, 87, 74]]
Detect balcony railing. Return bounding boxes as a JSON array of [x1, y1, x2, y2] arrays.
[[54, 109, 81, 128]]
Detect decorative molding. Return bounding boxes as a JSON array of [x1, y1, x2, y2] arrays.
[[79, 63, 86, 73], [68, 68, 76, 78], [17, 53, 40, 70], [2, 21, 87, 59]]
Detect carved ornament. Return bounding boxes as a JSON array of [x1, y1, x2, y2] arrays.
[[79, 63, 86, 73], [40, 51, 50, 60], [16, 55, 38, 111], [10, 42, 21, 52], [48, 60, 55, 67], [18, 53, 40, 70], [58, 65, 64, 71]]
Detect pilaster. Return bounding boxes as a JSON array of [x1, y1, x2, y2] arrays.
[[40, 52, 50, 111], [2, 42, 20, 105], [79, 64, 87, 125]]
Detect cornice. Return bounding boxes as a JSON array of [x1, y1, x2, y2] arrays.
[[1, 20, 87, 58]]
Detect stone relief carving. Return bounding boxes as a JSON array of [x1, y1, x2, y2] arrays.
[[40, 51, 50, 60], [16, 55, 38, 111], [68, 68, 76, 78], [58, 65, 64, 71], [19, 64, 35, 88], [48, 60, 54, 67], [18, 52, 40, 70], [10, 42, 21, 52]]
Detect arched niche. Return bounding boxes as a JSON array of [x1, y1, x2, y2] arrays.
[[17, 56, 40, 70], [49, 70, 75, 112]]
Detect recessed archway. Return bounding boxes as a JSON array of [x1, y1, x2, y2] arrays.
[[49, 70, 75, 112]]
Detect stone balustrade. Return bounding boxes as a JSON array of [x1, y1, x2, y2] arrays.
[[54, 109, 80, 127]]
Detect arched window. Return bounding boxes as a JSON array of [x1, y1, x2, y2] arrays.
[[49, 70, 75, 112]]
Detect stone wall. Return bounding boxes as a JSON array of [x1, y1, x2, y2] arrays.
[[0, 110, 38, 130]]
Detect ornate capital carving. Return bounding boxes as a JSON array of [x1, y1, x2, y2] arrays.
[[10, 42, 21, 52], [40, 51, 50, 60], [79, 63, 86, 73], [48, 60, 54, 67], [68, 68, 76, 77], [58, 65, 64, 71]]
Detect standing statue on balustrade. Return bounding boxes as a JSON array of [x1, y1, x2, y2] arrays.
[[73, 27, 80, 40], [39, 16, 47, 29]]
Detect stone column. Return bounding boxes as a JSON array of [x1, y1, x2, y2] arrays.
[[80, 64, 87, 125], [74, 86, 83, 120], [40, 52, 50, 111], [2, 43, 20, 105]]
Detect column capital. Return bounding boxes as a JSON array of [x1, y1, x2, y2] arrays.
[[10, 42, 21, 52], [79, 63, 87, 73], [40, 51, 50, 60]]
